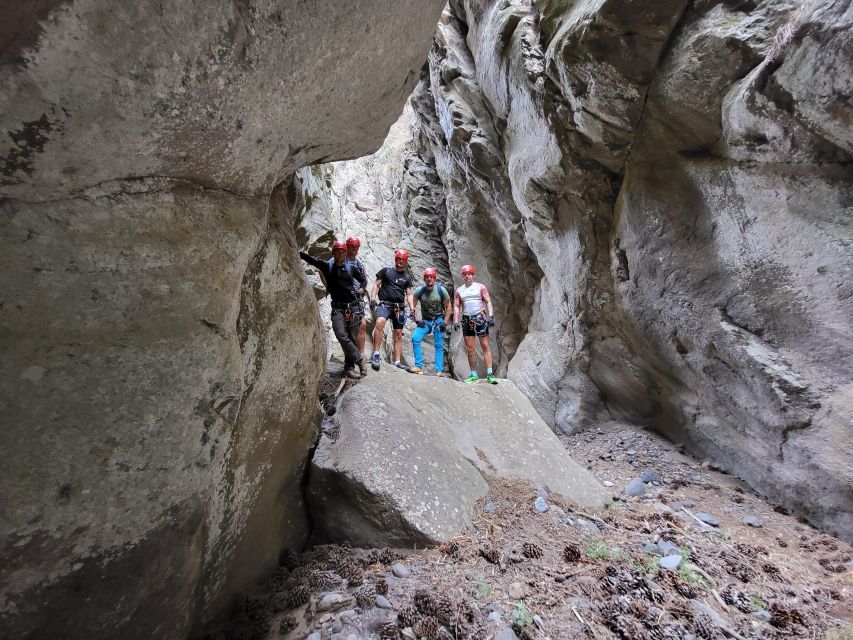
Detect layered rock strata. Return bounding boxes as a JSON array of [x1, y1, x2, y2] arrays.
[[402, 0, 852, 539], [0, 1, 444, 637]]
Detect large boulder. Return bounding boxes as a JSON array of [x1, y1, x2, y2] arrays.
[[0, 1, 445, 638], [307, 368, 610, 545]]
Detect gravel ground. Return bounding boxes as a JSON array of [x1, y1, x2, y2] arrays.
[[200, 404, 851, 640]]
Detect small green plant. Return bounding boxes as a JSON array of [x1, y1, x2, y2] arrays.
[[606, 500, 622, 512], [510, 601, 534, 629], [749, 595, 767, 611], [585, 538, 610, 559], [474, 572, 492, 596], [678, 564, 712, 589]]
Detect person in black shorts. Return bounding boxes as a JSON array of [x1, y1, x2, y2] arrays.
[[369, 249, 415, 370], [299, 240, 366, 379]]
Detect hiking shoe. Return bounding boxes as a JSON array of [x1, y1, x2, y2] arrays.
[[435, 371, 446, 378], [409, 366, 423, 374], [394, 362, 410, 372], [357, 359, 367, 376], [371, 353, 381, 371], [346, 367, 361, 380], [486, 374, 498, 384], [464, 374, 479, 384]]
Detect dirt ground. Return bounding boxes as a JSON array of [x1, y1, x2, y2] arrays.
[[206, 386, 851, 640]]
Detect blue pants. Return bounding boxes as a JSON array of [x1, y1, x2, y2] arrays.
[[412, 319, 445, 372]]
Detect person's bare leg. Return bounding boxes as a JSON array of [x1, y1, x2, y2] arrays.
[[357, 317, 366, 354], [464, 335, 477, 370], [393, 329, 403, 362], [373, 317, 387, 354], [479, 335, 493, 369]]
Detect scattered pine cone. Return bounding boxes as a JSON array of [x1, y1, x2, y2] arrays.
[[378, 547, 398, 564], [693, 612, 721, 639], [761, 562, 781, 578], [285, 585, 310, 609], [279, 614, 297, 634], [522, 542, 543, 559], [414, 616, 440, 640], [309, 570, 337, 590], [478, 546, 500, 564], [337, 559, 363, 586], [242, 596, 272, 640], [374, 578, 389, 595], [439, 540, 460, 556], [562, 544, 581, 563], [415, 588, 451, 623], [354, 584, 376, 608], [720, 584, 753, 613], [397, 604, 420, 628], [776, 538, 788, 548], [607, 614, 650, 640], [270, 565, 290, 591], [278, 548, 301, 570], [769, 602, 805, 628], [378, 621, 400, 639]]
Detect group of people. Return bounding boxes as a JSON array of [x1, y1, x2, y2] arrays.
[[298, 238, 498, 384]]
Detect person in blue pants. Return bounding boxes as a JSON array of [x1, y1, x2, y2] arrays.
[[410, 267, 452, 376]]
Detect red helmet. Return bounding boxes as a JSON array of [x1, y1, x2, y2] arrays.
[[346, 236, 360, 248], [332, 240, 347, 252], [461, 264, 475, 275], [394, 249, 409, 262], [423, 267, 437, 279]]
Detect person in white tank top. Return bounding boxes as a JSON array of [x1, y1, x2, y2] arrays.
[[452, 264, 497, 384]]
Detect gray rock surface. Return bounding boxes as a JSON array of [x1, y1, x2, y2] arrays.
[[307, 368, 609, 545], [388, 0, 852, 540], [625, 478, 648, 497], [660, 555, 683, 570], [0, 1, 445, 638]]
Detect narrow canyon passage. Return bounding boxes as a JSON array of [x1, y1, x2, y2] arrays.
[[1, 0, 850, 639]]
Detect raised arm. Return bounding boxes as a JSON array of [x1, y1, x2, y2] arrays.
[[299, 251, 330, 277]]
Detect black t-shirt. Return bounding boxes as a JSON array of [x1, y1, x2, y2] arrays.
[[299, 252, 360, 304], [376, 267, 413, 303]]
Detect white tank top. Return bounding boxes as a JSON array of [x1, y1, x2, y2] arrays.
[[456, 282, 488, 316]]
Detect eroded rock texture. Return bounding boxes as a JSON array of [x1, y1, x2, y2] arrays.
[[0, 1, 444, 638], [404, 0, 852, 539]]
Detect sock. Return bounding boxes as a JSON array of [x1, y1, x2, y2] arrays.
[[471, 371, 478, 378], [373, 351, 379, 357], [487, 367, 493, 375]]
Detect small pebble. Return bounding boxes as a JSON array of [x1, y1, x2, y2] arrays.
[[603, 480, 614, 487], [375, 595, 394, 610], [391, 563, 410, 578], [640, 469, 662, 483], [653, 502, 673, 513], [695, 512, 720, 527], [508, 582, 525, 599], [625, 478, 646, 496], [536, 485, 550, 499], [534, 497, 549, 513], [533, 614, 543, 626], [495, 627, 518, 640], [659, 555, 682, 570], [331, 622, 343, 633], [576, 518, 601, 536], [753, 610, 771, 622], [563, 516, 575, 526], [307, 633, 322, 640], [627, 449, 637, 456], [487, 611, 502, 622], [657, 540, 680, 555], [485, 502, 496, 513], [317, 593, 350, 612], [742, 515, 762, 528]]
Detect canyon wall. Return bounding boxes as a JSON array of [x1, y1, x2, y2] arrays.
[[401, 0, 851, 539], [0, 1, 444, 638]]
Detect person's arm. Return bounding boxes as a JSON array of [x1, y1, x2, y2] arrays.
[[482, 286, 494, 323], [299, 251, 330, 277], [443, 294, 452, 324], [370, 277, 381, 306], [453, 290, 461, 329], [356, 261, 368, 296], [406, 287, 415, 315]]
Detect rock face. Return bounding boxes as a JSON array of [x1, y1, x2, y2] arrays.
[[398, 0, 852, 539], [307, 368, 609, 545], [0, 1, 444, 638]]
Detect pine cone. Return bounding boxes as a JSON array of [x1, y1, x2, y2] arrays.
[[607, 614, 650, 640], [439, 540, 460, 556], [478, 546, 500, 564], [769, 602, 805, 628], [378, 621, 401, 639], [354, 584, 376, 608], [338, 559, 363, 586], [693, 612, 721, 639], [562, 544, 581, 562], [374, 578, 389, 595], [270, 565, 290, 591], [286, 585, 310, 609], [397, 604, 420, 628], [278, 548, 301, 570], [720, 584, 753, 613], [243, 596, 272, 640], [309, 570, 337, 591], [279, 614, 297, 634], [414, 616, 440, 640], [450, 599, 478, 636], [378, 547, 398, 565], [761, 562, 781, 577], [649, 622, 690, 640], [522, 542, 543, 559]]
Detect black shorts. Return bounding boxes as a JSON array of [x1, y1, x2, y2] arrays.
[[462, 314, 489, 337], [377, 302, 407, 330]]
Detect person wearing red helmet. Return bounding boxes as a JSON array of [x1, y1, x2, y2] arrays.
[[344, 236, 369, 364], [298, 239, 366, 379], [453, 264, 497, 384], [369, 249, 415, 370], [410, 267, 452, 376]]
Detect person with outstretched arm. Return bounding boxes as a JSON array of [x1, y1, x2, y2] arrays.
[[299, 240, 366, 379], [453, 264, 497, 384]]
